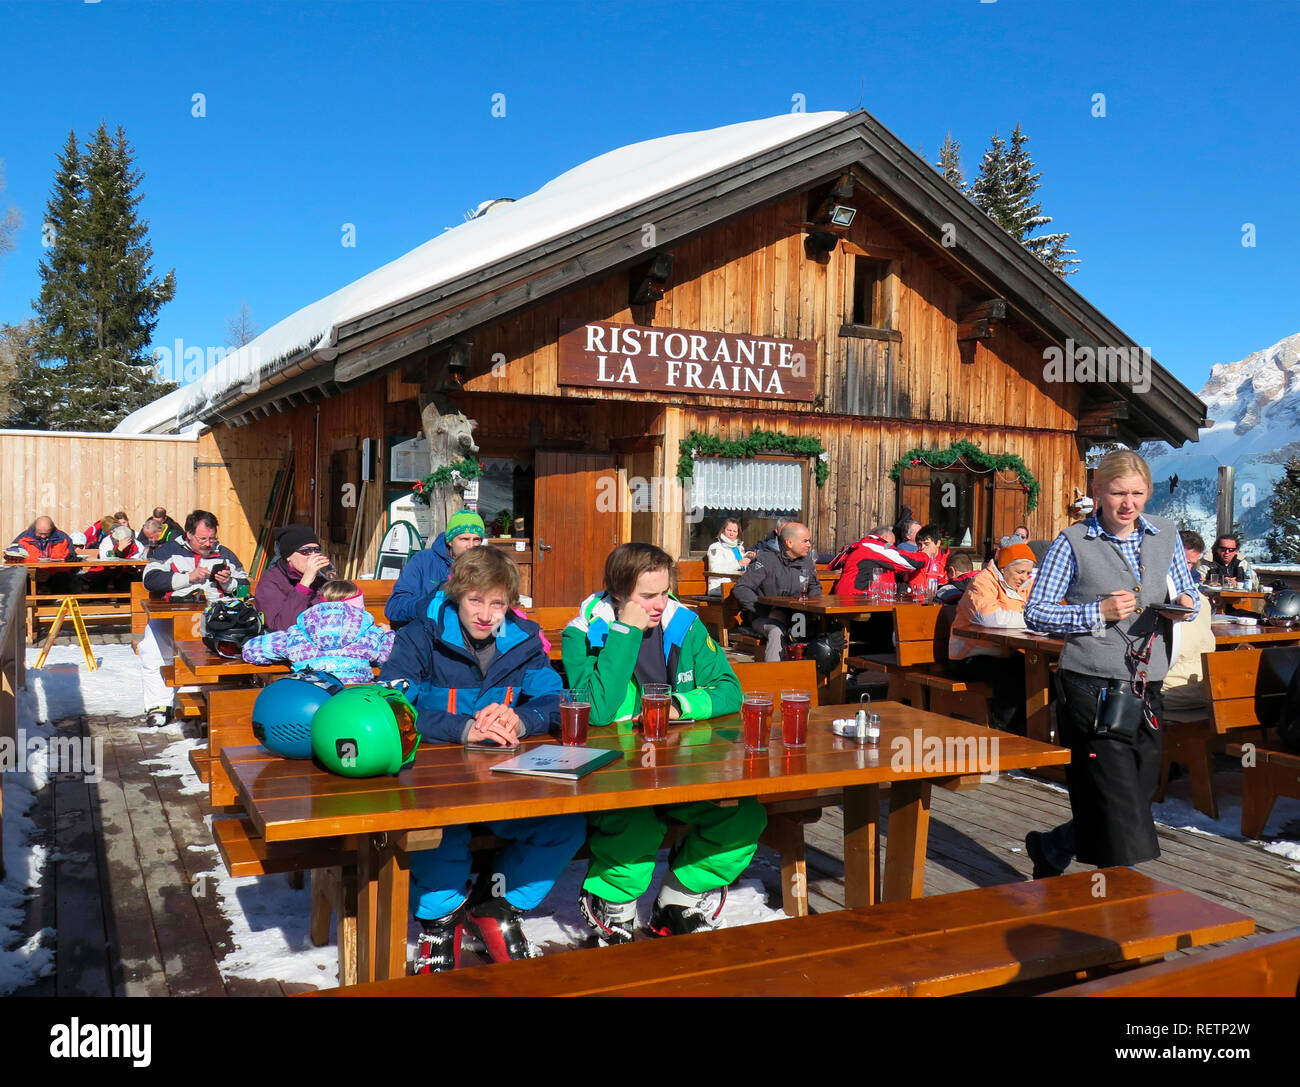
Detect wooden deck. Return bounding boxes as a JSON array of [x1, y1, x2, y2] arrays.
[[11, 710, 1300, 996]]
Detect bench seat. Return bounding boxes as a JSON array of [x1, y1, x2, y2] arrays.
[[304, 868, 1254, 997], [1042, 926, 1300, 997]]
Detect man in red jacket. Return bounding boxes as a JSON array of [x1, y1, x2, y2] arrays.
[[10, 517, 76, 592]]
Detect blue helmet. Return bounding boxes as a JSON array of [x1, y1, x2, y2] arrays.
[[252, 671, 346, 759]]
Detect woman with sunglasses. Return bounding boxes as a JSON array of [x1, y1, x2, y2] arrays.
[[1023, 450, 1199, 874], [254, 524, 337, 631]]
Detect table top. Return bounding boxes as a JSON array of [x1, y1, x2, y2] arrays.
[[176, 639, 290, 679], [223, 702, 1071, 843], [5, 557, 148, 568], [143, 597, 206, 615], [969, 623, 1300, 653], [756, 594, 936, 615]]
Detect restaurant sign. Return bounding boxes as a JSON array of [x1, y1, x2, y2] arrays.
[[558, 320, 816, 401]]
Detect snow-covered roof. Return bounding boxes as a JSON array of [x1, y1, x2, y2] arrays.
[[119, 111, 847, 433], [113, 385, 197, 435]]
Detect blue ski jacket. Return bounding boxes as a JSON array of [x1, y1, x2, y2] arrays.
[[378, 590, 562, 744]]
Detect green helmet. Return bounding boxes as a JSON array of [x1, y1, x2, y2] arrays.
[[310, 684, 421, 777]]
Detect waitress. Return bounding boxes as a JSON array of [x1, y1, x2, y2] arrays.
[[1024, 451, 1198, 869]]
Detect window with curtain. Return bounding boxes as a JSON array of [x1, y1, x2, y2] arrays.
[[688, 457, 806, 553]]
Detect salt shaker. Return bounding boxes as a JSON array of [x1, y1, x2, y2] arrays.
[[856, 692, 881, 744]]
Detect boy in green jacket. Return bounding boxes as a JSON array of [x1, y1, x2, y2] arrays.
[[562, 542, 765, 943]]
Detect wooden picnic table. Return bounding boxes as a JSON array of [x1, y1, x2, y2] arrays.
[[965, 621, 1300, 743], [176, 639, 290, 683], [1203, 588, 1269, 615], [756, 595, 939, 700], [222, 700, 1070, 983]]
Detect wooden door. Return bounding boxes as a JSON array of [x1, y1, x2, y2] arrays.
[[532, 451, 619, 607]]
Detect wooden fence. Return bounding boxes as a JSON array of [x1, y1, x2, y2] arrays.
[[0, 428, 274, 568]]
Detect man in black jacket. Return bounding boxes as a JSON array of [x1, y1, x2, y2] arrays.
[[731, 522, 821, 661]]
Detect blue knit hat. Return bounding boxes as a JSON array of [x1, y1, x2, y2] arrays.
[[445, 509, 485, 543]]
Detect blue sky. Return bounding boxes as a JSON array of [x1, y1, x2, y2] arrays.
[[0, 0, 1297, 397]]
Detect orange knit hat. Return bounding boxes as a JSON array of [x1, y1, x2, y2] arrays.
[[996, 543, 1036, 569]]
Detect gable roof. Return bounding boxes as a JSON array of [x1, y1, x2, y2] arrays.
[[117, 109, 1205, 446]]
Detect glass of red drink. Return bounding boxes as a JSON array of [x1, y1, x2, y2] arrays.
[[560, 688, 591, 746], [641, 683, 671, 741], [742, 692, 773, 752], [780, 688, 811, 748]]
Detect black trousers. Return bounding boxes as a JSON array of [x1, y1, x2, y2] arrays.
[[1056, 669, 1163, 867], [946, 653, 1026, 735]]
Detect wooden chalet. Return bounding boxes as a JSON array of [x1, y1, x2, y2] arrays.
[[120, 110, 1206, 605]]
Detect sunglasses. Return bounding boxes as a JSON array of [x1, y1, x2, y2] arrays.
[[296, 545, 322, 555], [1216, 546, 1238, 553]]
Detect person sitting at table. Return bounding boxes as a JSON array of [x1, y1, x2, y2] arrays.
[[149, 506, 185, 539], [78, 514, 120, 550], [384, 508, 485, 628], [755, 515, 794, 555], [139, 510, 250, 728], [830, 526, 914, 595], [706, 517, 754, 594], [10, 516, 77, 593], [894, 518, 922, 553], [904, 524, 949, 592], [945, 541, 1037, 735], [136, 517, 171, 555], [731, 522, 822, 661], [254, 524, 335, 631], [378, 546, 583, 973], [563, 542, 758, 944], [81, 525, 147, 592], [934, 551, 978, 603], [242, 579, 393, 684], [1197, 534, 1260, 591]]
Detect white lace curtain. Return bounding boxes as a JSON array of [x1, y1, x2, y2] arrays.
[[691, 457, 803, 513]]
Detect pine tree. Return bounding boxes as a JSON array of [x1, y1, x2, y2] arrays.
[[0, 320, 55, 428], [1266, 455, 1300, 562], [1003, 124, 1079, 278], [30, 124, 176, 431], [971, 125, 1080, 278], [934, 131, 965, 190]]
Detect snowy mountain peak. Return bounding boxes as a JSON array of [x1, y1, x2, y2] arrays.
[[1199, 331, 1300, 435]]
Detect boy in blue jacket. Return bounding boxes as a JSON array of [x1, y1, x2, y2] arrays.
[[378, 546, 584, 973]]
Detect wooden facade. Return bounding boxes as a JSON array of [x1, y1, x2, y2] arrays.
[[172, 115, 1204, 604]]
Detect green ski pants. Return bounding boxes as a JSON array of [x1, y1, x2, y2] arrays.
[[582, 798, 767, 903]]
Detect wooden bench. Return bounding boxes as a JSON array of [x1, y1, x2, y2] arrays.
[[1042, 926, 1300, 997], [849, 606, 993, 723], [1202, 646, 1300, 837], [303, 868, 1255, 996], [27, 590, 134, 641]]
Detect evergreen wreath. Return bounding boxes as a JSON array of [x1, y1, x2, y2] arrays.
[[411, 458, 484, 505], [888, 439, 1040, 512], [677, 428, 830, 487]]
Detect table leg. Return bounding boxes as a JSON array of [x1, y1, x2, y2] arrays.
[[374, 837, 411, 982], [355, 836, 381, 984], [882, 779, 931, 902], [1024, 650, 1053, 744], [842, 783, 881, 907]]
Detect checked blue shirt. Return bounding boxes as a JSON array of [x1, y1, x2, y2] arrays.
[[1025, 513, 1200, 635]]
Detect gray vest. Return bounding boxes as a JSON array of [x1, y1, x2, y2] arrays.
[[1058, 515, 1178, 682]]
